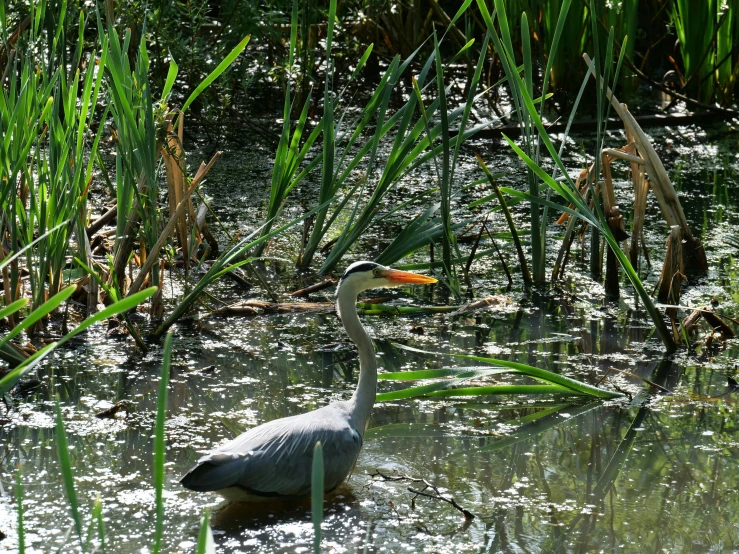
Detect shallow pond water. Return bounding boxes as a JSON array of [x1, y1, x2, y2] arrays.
[[1, 122, 738, 553]]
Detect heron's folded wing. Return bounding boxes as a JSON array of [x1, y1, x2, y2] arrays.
[[232, 408, 362, 496], [181, 406, 362, 497]]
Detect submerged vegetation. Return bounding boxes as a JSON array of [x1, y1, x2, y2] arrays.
[[1, 0, 738, 551]]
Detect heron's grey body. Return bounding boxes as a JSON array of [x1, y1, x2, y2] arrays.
[[180, 402, 362, 501], [179, 261, 435, 501]]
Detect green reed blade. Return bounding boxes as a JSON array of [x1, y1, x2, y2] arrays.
[[55, 396, 83, 546], [0, 220, 69, 273], [377, 377, 473, 402], [424, 385, 587, 397], [499, 187, 586, 222], [433, 30, 457, 294], [0, 342, 58, 396], [0, 285, 75, 350], [312, 441, 324, 554], [161, 57, 179, 101], [0, 287, 157, 395], [87, 497, 104, 552], [153, 332, 173, 554], [95, 496, 106, 551], [195, 509, 215, 554], [476, 155, 532, 283], [452, 32, 489, 179], [16, 471, 25, 554], [393, 344, 623, 399], [378, 367, 508, 381], [0, 298, 29, 322], [255, 0, 316, 257], [181, 35, 250, 115], [54, 286, 158, 349]]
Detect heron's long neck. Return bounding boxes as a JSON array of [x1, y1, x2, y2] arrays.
[[337, 286, 377, 434]]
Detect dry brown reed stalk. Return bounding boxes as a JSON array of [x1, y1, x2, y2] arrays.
[[583, 53, 708, 273], [682, 307, 736, 339], [126, 152, 222, 299], [87, 203, 118, 238], [290, 279, 336, 297], [552, 166, 591, 281], [213, 300, 334, 316], [657, 225, 684, 337], [624, 133, 649, 268], [162, 114, 201, 269]]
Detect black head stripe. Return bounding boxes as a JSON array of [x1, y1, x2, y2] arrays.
[[341, 261, 380, 280]]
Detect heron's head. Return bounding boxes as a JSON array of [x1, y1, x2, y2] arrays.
[[338, 261, 437, 294]]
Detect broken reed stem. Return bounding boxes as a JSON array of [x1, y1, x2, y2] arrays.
[[370, 471, 475, 520], [126, 152, 222, 298], [625, 131, 649, 268], [583, 53, 707, 272]]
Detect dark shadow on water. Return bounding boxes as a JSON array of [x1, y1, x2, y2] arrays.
[[211, 485, 360, 532]]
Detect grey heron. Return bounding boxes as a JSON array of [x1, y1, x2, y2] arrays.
[[179, 261, 437, 502]]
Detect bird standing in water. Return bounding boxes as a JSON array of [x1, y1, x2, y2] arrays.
[[180, 261, 437, 501]]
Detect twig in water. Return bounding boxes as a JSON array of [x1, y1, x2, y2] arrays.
[[482, 219, 511, 285], [290, 279, 336, 297], [370, 470, 475, 520], [596, 367, 671, 394]]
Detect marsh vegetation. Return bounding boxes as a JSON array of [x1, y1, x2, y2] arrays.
[[1, 0, 738, 552]]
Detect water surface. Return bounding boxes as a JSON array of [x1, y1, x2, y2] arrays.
[[1, 123, 738, 553]]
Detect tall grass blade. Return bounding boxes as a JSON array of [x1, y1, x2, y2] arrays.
[[254, 0, 322, 255], [0, 221, 68, 273], [424, 385, 586, 397], [181, 35, 250, 115], [0, 299, 29, 322], [55, 396, 83, 547], [312, 441, 324, 554], [393, 344, 623, 399], [432, 31, 457, 293], [87, 497, 104, 552], [0, 286, 75, 350], [195, 509, 215, 554], [476, 155, 531, 283], [153, 332, 174, 554], [16, 471, 25, 554]]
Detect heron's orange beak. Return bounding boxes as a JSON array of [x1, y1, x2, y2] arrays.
[[383, 268, 437, 285]]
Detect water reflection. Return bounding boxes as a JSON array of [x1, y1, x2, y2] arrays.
[[2, 300, 738, 552]]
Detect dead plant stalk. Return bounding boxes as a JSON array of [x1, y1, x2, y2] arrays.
[[126, 153, 222, 298]]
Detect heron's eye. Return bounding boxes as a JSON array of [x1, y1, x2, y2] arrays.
[[373, 268, 381, 277]]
